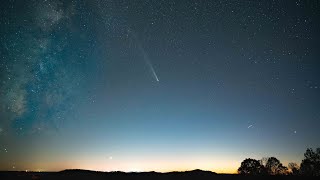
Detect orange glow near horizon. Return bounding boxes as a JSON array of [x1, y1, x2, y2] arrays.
[[2, 149, 243, 173], [2, 159, 239, 174], [1, 147, 300, 174]]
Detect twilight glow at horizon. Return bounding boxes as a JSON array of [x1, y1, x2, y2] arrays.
[[0, 0, 320, 174]]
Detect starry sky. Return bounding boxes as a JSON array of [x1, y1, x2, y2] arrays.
[[1, 0, 320, 173]]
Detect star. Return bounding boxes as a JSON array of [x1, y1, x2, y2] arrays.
[[0, 0, 319, 174]]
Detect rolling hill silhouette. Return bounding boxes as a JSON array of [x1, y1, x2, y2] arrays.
[[2, 169, 318, 180]]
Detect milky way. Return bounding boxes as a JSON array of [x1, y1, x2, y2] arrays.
[[0, 0, 320, 173], [0, 0, 96, 134]]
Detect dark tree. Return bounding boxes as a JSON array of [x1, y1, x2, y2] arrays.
[[288, 162, 299, 175], [265, 157, 288, 175], [238, 158, 266, 175], [300, 148, 320, 176]]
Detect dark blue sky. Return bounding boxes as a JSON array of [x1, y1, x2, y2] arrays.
[[0, 0, 320, 173]]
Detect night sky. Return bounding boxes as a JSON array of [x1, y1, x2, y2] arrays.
[[1, 0, 320, 173]]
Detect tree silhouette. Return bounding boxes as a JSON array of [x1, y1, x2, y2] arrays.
[[288, 162, 299, 175], [265, 157, 288, 175], [300, 148, 320, 176], [238, 158, 266, 175]]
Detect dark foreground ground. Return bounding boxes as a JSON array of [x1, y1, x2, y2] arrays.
[[0, 169, 316, 180]]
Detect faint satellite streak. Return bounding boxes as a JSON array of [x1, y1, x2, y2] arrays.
[[248, 125, 253, 129]]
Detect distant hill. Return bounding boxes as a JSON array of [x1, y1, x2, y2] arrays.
[[59, 168, 217, 177], [1, 169, 319, 180], [1, 169, 218, 180]]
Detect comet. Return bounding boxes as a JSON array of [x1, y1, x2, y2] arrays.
[[131, 30, 159, 82], [141, 49, 159, 82]]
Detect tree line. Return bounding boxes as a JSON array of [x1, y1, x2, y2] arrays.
[[238, 148, 320, 176]]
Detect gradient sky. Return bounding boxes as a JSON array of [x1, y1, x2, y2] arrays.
[[1, 0, 320, 173]]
